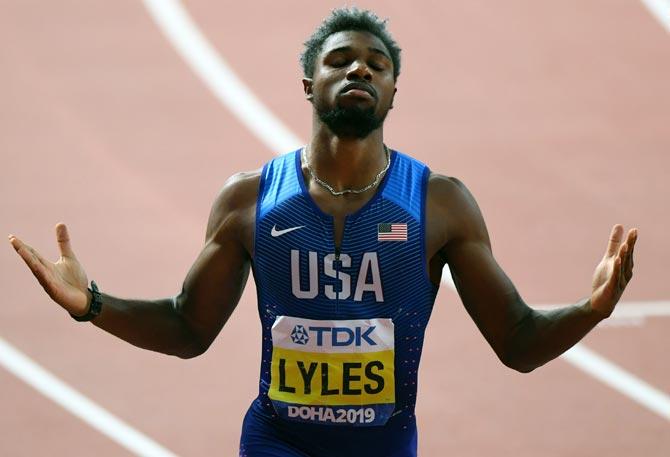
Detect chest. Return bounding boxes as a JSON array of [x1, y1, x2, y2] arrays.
[[308, 185, 373, 250], [254, 193, 419, 313]]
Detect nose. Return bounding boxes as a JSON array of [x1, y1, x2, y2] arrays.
[[346, 60, 372, 81]]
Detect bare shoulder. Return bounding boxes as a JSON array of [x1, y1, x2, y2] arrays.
[[206, 170, 261, 253], [426, 172, 489, 257], [427, 172, 480, 221], [427, 173, 471, 202]]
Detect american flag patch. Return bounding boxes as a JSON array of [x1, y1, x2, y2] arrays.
[[377, 223, 408, 241]]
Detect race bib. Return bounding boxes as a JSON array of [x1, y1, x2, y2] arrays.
[[268, 316, 395, 427]]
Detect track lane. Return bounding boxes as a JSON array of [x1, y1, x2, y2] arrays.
[[418, 288, 669, 456], [2, 0, 669, 456], [184, 0, 670, 454], [1, 0, 269, 455], [0, 366, 135, 457]]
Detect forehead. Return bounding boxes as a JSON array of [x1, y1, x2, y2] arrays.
[[320, 30, 390, 57]]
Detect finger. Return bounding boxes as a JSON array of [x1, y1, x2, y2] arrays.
[[10, 236, 48, 266], [9, 236, 53, 284], [617, 243, 629, 289], [626, 228, 638, 250], [55, 223, 76, 258], [605, 224, 624, 257], [624, 238, 635, 282], [27, 242, 51, 268], [607, 253, 622, 294], [620, 228, 637, 279]]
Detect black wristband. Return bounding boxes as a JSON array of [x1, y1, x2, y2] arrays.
[[70, 280, 102, 322]]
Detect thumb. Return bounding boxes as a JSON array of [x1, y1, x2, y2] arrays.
[[55, 223, 76, 258]]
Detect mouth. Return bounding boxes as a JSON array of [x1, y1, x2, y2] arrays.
[[339, 82, 376, 100]]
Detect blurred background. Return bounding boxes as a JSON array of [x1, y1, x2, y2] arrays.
[[1, 1, 668, 455]]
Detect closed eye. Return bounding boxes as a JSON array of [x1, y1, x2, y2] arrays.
[[328, 59, 385, 72], [329, 59, 349, 68]]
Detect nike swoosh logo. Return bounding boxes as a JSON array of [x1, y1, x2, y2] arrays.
[[271, 225, 305, 237]]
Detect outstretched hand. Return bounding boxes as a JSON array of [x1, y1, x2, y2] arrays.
[[590, 224, 637, 319], [8, 223, 91, 316]]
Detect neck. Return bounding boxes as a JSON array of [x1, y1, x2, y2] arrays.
[[306, 124, 387, 192]]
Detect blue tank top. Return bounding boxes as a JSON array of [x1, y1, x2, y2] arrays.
[[248, 148, 438, 456]]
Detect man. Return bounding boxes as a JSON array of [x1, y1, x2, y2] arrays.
[[9, 8, 636, 457]]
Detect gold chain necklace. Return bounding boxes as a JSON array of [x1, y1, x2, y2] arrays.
[[302, 145, 390, 196]]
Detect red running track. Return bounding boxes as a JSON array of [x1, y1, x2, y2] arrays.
[[1, 1, 669, 455]]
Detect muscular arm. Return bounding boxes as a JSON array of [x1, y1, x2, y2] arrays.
[[427, 174, 635, 372], [89, 172, 258, 359]]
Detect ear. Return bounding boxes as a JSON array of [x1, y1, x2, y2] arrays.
[[302, 78, 314, 101], [389, 87, 397, 109]]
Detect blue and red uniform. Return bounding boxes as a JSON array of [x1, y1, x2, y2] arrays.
[[240, 149, 439, 457]]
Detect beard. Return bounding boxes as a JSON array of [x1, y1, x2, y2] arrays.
[[317, 104, 388, 139]]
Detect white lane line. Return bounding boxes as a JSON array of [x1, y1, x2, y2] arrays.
[[609, 301, 670, 318], [443, 266, 670, 319], [141, 0, 302, 153], [0, 337, 179, 457], [441, 266, 669, 421], [142, 0, 670, 424], [534, 301, 670, 319], [563, 345, 670, 421], [3, 3, 290, 452], [640, 0, 670, 33]]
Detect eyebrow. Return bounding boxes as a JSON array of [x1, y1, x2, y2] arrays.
[[325, 46, 391, 61]]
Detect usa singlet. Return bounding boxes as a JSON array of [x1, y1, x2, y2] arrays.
[[240, 149, 439, 457]]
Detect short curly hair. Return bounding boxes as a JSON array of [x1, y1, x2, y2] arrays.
[[300, 8, 402, 81]]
